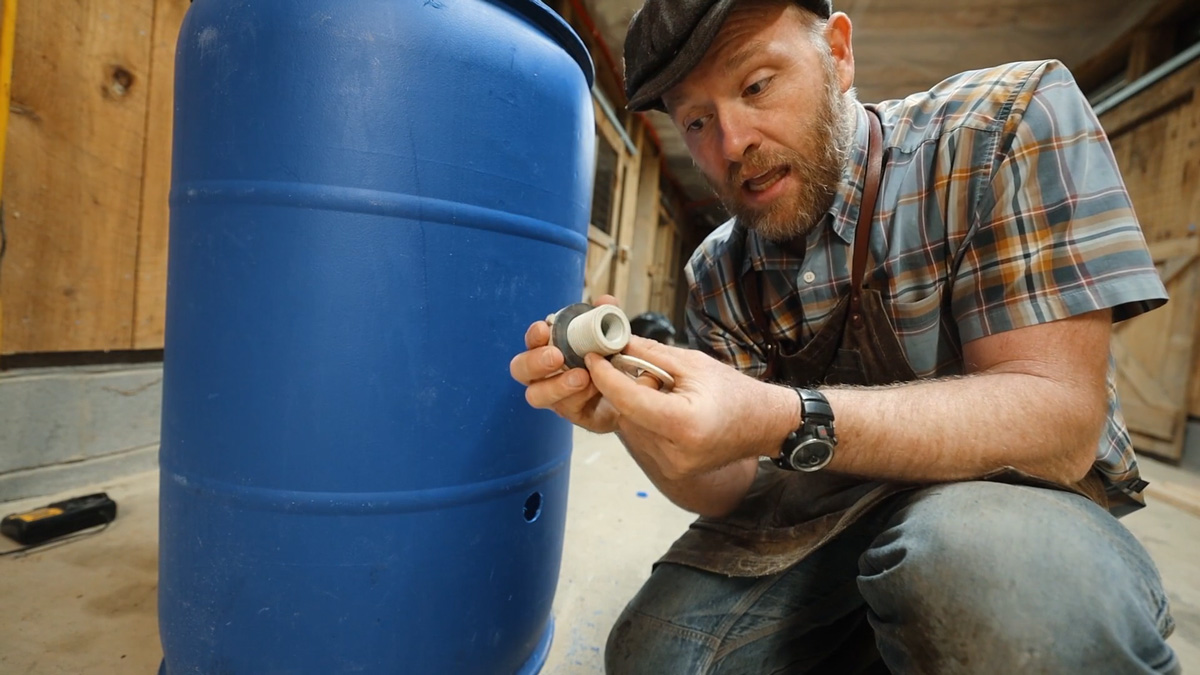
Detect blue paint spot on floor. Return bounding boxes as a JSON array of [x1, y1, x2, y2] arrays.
[[636, 491, 648, 498]]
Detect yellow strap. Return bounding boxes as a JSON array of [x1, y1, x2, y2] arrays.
[[0, 0, 17, 355], [0, 0, 18, 198]]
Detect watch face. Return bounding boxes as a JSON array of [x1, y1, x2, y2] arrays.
[[792, 439, 834, 471]]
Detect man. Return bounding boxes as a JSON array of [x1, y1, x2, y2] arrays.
[[510, 0, 1179, 672]]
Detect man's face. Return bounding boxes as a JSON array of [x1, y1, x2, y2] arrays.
[[663, 3, 854, 242]]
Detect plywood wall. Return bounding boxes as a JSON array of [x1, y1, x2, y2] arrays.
[[1100, 56, 1200, 419], [0, 0, 185, 355], [1, 0, 155, 354]]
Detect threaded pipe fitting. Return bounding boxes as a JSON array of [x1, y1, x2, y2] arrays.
[[547, 303, 632, 369], [566, 305, 630, 357]]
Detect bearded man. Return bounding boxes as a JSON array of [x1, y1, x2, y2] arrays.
[[509, 0, 1179, 672]]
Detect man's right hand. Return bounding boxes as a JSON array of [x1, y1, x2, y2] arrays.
[[509, 295, 621, 434]]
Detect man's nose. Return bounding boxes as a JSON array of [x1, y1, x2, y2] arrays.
[[718, 107, 761, 164]]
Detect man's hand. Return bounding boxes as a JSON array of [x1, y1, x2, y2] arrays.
[[509, 295, 622, 434], [511, 299, 773, 517], [584, 338, 800, 481]]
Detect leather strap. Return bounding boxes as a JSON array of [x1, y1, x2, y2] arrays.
[[849, 109, 883, 325], [742, 107, 885, 377], [743, 258, 779, 377]]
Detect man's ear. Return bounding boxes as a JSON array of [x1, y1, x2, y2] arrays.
[[824, 12, 855, 93]]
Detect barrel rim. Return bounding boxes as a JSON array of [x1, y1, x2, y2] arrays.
[[494, 0, 596, 88]]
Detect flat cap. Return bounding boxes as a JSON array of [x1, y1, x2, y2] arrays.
[[624, 0, 833, 112]]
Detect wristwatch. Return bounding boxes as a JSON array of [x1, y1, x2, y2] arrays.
[[775, 388, 837, 472]]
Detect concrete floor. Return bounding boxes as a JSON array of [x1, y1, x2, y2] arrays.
[[1, 430, 1198, 674]]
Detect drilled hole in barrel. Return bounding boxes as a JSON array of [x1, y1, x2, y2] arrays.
[[523, 492, 543, 523]]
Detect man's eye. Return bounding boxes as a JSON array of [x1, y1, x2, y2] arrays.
[[686, 117, 707, 133], [744, 77, 773, 97]]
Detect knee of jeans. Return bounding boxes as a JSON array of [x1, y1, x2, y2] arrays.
[[604, 564, 727, 674], [604, 604, 717, 675], [859, 482, 1106, 622], [857, 482, 1179, 673], [862, 482, 1176, 632]]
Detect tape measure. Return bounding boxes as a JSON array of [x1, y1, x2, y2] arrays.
[[2, 493, 117, 548]]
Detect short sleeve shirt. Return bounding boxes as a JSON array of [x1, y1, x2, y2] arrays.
[[684, 60, 1168, 505]]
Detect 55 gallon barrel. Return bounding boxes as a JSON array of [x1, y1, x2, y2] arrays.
[[157, 1, 595, 673]]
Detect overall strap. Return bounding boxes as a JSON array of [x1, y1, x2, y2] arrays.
[[849, 109, 884, 326], [743, 108, 886, 376], [742, 267, 778, 378]]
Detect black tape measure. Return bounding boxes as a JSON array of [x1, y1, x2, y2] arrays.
[[2, 493, 117, 548]]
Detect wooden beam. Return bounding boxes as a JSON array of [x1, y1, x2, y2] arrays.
[[626, 127, 662, 314], [1099, 54, 1200, 140], [1146, 479, 1200, 518], [610, 124, 643, 304], [1069, 0, 1193, 93], [1148, 238, 1200, 265], [1125, 25, 1177, 81]]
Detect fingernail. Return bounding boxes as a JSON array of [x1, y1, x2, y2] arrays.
[[542, 349, 556, 368], [568, 371, 586, 388]]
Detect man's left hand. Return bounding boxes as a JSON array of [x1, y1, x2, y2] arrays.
[[584, 338, 800, 481]]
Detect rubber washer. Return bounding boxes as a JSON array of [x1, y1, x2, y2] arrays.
[[551, 302, 595, 370]]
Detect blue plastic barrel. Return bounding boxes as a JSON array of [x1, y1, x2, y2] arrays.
[[157, 1, 594, 672]]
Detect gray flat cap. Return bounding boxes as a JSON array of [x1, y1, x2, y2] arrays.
[[624, 0, 833, 112]]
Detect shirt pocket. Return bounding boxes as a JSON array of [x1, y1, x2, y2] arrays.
[[886, 290, 955, 378]]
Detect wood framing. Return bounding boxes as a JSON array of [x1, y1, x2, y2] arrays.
[[625, 128, 663, 315], [1099, 54, 1200, 421], [1113, 239, 1199, 461]]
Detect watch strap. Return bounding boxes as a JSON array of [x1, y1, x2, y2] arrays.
[[775, 388, 837, 471], [795, 388, 834, 425]]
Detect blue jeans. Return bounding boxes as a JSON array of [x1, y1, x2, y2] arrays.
[[605, 481, 1178, 674]]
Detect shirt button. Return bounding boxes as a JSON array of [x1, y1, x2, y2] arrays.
[[802, 271, 816, 284]]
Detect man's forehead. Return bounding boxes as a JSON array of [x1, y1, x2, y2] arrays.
[[663, 39, 766, 112], [663, 10, 801, 112], [721, 39, 770, 74]]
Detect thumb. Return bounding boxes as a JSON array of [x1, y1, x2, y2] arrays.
[[585, 352, 672, 425]]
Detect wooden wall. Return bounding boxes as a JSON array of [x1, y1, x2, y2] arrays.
[[558, 0, 694, 321], [1103, 58, 1200, 248], [1101, 54, 1200, 459], [625, 135, 662, 314], [0, 0, 186, 355], [582, 109, 689, 321]]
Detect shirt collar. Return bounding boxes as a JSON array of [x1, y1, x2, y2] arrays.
[[739, 102, 871, 275]]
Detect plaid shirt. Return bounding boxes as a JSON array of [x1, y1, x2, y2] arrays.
[[684, 60, 1168, 505]]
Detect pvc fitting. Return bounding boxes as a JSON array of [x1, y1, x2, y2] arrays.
[[567, 305, 630, 356], [547, 303, 631, 369]]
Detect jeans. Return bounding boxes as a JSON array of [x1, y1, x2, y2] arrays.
[[605, 481, 1179, 674]]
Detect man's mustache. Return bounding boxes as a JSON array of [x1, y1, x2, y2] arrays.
[[725, 152, 801, 189]]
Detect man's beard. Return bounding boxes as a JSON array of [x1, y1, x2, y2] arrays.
[[710, 57, 854, 243]]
